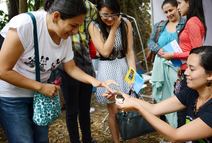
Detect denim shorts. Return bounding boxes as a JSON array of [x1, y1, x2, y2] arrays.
[[0, 97, 48, 143]]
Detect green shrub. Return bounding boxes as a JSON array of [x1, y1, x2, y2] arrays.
[[0, 10, 8, 30]]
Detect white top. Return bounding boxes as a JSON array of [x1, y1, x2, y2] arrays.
[[0, 10, 74, 97]]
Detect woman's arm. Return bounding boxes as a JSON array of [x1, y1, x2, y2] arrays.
[[88, 17, 121, 57], [0, 29, 59, 96], [147, 22, 162, 53], [124, 19, 136, 69], [63, 60, 116, 89], [117, 94, 212, 142], [119, 94, 185, 115], [172, 17, 205, 60], [135, 105, 212, 142], [63, 60, 101, 87]]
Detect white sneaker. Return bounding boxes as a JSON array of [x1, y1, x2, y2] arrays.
[[90, 107, 95, 113]]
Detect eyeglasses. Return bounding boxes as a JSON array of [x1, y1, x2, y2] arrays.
[[99, 13, 120, 19]]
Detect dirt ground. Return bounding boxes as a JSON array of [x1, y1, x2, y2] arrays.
[[0, 102, 163, 143], [0, 83, 165, 143]]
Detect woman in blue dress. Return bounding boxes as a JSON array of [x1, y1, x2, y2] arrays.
[[148, 0, 185, 127]]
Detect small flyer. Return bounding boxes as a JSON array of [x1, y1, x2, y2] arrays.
[[124, 67, 144, 94], [124, 67, 136, 84]]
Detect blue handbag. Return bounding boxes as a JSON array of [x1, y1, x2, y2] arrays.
[[27, 12, 61, 126]]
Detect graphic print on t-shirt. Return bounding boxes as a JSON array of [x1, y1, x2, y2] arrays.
[[24, 56, 35, 68], [24, 55, 61, 72], [40, 56, 49, 72], [50, 59, 61, 71], [186, 116, 209, 143]]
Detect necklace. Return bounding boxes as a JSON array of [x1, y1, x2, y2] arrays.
[[193, 99, 198, 116]]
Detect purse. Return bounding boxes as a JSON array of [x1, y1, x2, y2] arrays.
[[27, 12, 61, 126], [116, 91, 155, 140], [116, 111, 155, 140]]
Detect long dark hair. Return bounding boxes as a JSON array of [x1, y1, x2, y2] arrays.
[[96, 0, 128, 55], [44, 0, 87, 20], [183, 0, 207, 37], [190, 46, 212, 72]]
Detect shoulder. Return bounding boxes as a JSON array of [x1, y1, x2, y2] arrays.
[[0, 12, 33, 44], [187, 16, 202, 25], [1, 11, 46, 34], [199, 99, 212, 128], [122, 17, 130, 23], [90, 21, 99, 28], [89, 21, 101, 33], [151, 20, 167, 34], [6, 13, 32, 29], [155, 20, 167, 28], [121, 17, 132, 28], [176, 87, 198, 106], [152, 20, 167, 33]]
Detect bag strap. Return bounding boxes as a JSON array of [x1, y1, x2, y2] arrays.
[[27, 12, 40, 82], [154, 20, 165, 43]]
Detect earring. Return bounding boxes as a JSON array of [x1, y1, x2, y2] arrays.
[[206, 80, 212, 87]]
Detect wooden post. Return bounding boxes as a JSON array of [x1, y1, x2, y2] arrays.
[[19, 0, 27, 13]]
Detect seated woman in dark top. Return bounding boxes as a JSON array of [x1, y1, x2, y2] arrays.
[[105, 45, 212, 142]]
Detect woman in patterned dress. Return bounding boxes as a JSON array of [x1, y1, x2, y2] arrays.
[[88, 0, 136, 142]]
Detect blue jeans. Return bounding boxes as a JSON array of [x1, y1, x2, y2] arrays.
[[0, 97, 48, 143]]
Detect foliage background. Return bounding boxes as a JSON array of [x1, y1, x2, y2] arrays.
[[0, 0, 152, 69], [120, 0, 151, 70]]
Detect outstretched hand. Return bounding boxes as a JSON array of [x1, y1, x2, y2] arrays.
[[102, 91, 140, 112], [92, 79, 119, 93], [115, 92, 140, 111]]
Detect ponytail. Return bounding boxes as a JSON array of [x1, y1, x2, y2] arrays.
[[44, 0, 54, 11]]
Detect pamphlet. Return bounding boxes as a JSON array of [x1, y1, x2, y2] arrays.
[[163, 40, 184, 67], [124, 67, 144, 94]]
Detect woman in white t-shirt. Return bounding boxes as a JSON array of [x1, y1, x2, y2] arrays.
[[0, 0, 112, 142]]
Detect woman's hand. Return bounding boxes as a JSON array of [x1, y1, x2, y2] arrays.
[[157, 48, 164, 57], [92, 79, 118, 93], [102, 90, 116, 101], [111, 15, 122, 31], [38, 83, 60, 97], [103, 91, 140, 111], [159, 51, 173, 60], [115, 93, 139, 111]]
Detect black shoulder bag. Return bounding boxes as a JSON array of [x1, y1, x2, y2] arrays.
[[116, 90, 155, 140]]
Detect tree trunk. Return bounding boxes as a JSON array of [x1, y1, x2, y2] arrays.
[[19, 0, 27, 13], [7, 0, 19, 20]]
